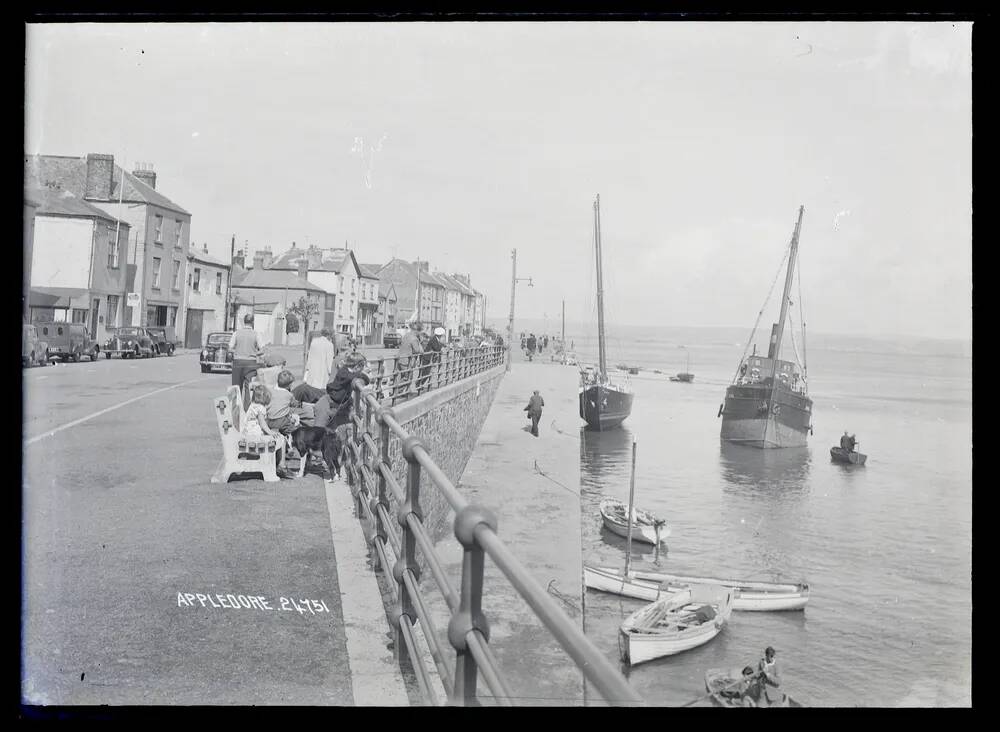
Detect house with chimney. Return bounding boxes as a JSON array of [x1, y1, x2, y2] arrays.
[[447, 273, 479, 339], [230, 255, 328, 347], [357, 264, 383, 346], [25, 187, 131, 344], [268, 245, 364, 336], [24, 154, 192, 333], [23, 188, 41, 322], [183, 242, 232, 348]]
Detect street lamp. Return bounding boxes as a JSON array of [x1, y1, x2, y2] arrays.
[[506, 248, 533, 372]]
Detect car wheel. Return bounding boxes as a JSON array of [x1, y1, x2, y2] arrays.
[[168, 344, 175, 356], [73, 350, 82, 363], [105, 351, 112, 359], [134, 347, 141, 359]]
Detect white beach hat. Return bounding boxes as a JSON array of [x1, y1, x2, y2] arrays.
[[434, 327, 446, 336]]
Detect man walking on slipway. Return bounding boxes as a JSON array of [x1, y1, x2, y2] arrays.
[[524, 390, 545, 437]]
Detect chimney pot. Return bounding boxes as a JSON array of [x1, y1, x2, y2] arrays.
[[132, 163, 157, 190]]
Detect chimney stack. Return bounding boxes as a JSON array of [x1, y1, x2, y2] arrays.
[[297, 258, 309, 280], [85, 153, 114, 200], [132, 162, 157, 190], [203, 242, 209, 253], [413, 260, 429, 273], [255, 248, 273, 269], [252, 253, 265, 270], [232, 252, 246, 270]]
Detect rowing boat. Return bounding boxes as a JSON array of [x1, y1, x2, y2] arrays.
[[704, 667, 801, 707], [618, 585, 734, 666], [585, 566, 808, 611], [830, 446, 867, 465], [599, 496, 669, 545]]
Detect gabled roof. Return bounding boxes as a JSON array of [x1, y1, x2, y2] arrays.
[[378, 280, 397, 300], [358, 263, 383, 279], [269, 247, 362, 278], [418, 270, 447, 287], [24, 154, 190, 215], [231, 267, 325, 292], [34, 189, 119, 223], [189, 248, 230, 268], [434, 272, 476, 296]]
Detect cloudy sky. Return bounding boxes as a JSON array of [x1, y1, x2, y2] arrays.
[[25, 22, 971, 340]]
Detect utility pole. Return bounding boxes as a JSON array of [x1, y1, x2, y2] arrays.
[[225, 233, 235, 331], [506, 249, 517, 372]]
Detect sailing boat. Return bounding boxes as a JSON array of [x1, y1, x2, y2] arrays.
[[670, 346, 694, 383], [579, 195, 634, 430], [719, 206, 813, 448], [585, 439, 674, 600]]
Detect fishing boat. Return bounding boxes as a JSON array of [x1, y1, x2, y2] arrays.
[[618, 585, 734, 666], [584, 567, 809, 610], [704, 668, 801, 707], [580, 195, 634, 430], [830, 446, 867, 465], [599, 497, 669, 546], [670, 347, 694, 382], [719, 206, 813, 448]]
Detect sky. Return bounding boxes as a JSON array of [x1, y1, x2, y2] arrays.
[[24, 22, 972, 340]]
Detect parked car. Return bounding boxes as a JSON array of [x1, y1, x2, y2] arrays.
[[22, 324, 49, 367], [38, 322, 100, 362], [200, 331, 235, 373], [383, 332, 402, 348], [104, 326, 155, 358], [146, 326, 178, 356]]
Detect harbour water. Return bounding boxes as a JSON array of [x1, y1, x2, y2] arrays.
[[555, 324, 972, 707]]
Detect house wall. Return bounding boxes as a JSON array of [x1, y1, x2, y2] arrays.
[[31, 217, 94, 289], [186, 259, 229, 332]]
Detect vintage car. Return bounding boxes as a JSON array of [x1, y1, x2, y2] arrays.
[[38, 322, 100, 362], [200, 331, 235, 373], [104, 326, 155, 358], [382, 331, 402, 349], [146, 326, 178, 356], [22, 324, 49, 367]]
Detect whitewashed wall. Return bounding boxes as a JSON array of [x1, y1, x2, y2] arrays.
[[32, 216, 94, 288]]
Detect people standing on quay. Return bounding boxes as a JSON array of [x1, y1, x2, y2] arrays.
[[524, 390, 545, 436], [396, 321, 424, 396], [304, 328, 337, 390], [229, 313, 264, 397]]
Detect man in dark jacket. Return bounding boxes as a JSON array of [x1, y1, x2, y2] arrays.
[[315, 354, 371, 432], [524, 390, 544, 436]]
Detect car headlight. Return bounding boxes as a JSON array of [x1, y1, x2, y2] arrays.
[[201, 350, 208, 358], [127, 340, 134, 346]]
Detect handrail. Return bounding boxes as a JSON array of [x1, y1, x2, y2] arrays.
[[341, 345, 644, 707]]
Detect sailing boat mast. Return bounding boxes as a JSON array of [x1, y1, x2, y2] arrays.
[[768, 206, 804, 361], [594, 195, 608, 375], [624, 439, 637, 576]]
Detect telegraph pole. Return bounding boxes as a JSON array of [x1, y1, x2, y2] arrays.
[[224, 233, 235, 330], [506, 249, 517, 372]]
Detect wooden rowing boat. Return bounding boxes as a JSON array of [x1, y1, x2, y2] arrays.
[[830, 446, 867, 465], [618, 585, 734, 666], [705, 667, 801, 707], [584, 566, 809, 611], [599, 496, 669, 545]]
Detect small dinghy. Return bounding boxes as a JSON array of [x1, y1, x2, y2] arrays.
[[618, 585, 734, 666], [585, 567, 809, 611], [626, 570, 809, 611], [705, 667, 801, 707], [669, 372, 694, 383], [600, 496, 669, 545], [830, 446, 867, 465]]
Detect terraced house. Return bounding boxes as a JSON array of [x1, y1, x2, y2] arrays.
[[24, 154, 192, 333], [268, 245, 363, 336]]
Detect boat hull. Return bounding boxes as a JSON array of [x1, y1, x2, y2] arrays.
[[720, 384, 811, 448], [619, 624, 722, 665], [601, 517, 664, 545], [580, 384, 633, 430], [705, 668, 801, 707], [618, 586, 733, 666], [590, 567, 809, 611], [598, 498, 669, 546], [830, 447, 867, 465]]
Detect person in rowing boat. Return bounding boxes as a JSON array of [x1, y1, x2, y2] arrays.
[[757, 646, 782, 705], [719, 666, 763, 707], [840, 431, 850, 451]]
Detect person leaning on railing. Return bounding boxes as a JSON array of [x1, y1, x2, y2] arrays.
[[396, 322, 424, 397]]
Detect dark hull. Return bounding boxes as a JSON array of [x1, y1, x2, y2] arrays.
[[720, 384, 812, 449], [580, 385, 633, 430], [830, 447, 867, 465]]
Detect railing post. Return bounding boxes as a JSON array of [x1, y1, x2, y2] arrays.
[[370, 405, 394, 572], [391, 435, 424, 664], [447, 504, 497, 705]]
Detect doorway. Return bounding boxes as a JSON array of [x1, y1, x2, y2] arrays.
[[185, 309, 204, 348]]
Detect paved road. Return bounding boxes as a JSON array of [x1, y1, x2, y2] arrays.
[[22, 352, 360, 705]]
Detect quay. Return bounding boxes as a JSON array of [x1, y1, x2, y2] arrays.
[[22, 344, 640, 706]]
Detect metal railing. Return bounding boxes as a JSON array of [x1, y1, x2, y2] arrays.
[[341, 349, 644, 707], [363, 346, 505, 406]]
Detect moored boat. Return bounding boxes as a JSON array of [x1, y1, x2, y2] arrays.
[[719, 206, 813, 448], [618, 585, 734, 666], [585, 566, 809, 610], [830, 446, 867, 465], [599, 496, 669, 546], [580, 195, 634, 430], [670, 372, 694, 383], [704, 667, 801, 707]]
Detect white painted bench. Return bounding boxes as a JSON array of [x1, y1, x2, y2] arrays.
[[210, 385, 280, 483]]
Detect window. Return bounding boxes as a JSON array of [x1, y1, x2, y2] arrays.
[[215, 272, 223, 295], [339, 279, 344, 293], [151, 257, 161, 288], [107, 227, 120, 268], [350, 280, 355, 294], [154, 215, 163, 243], [172, 260, 181, 290], [106, 295, 119, 328], [192, 267, 201, 291], [72, 309, 88, 324], [325, 294, 336, 310], [338, 301, 343, 316], [174, 220, 183, 248], [168, 306, 177, 326]]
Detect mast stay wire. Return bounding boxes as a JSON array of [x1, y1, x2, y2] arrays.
[[796, 239, 807, 387], [730, 241, 791, 385]]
